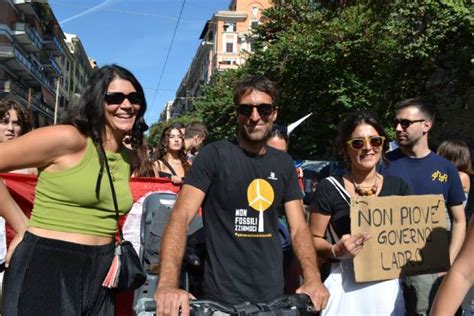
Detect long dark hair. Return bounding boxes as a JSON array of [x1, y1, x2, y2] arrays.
[[156, 123, 189, 173], [64, 64, 148, 149], [132, 141, 156, 177], [335, 110, 389, 163]]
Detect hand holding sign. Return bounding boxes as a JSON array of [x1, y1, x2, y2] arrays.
[[351, 195, 449, 282], [333, 232, 372, 259]]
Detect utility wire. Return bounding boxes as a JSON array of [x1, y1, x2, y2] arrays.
[[52, 1, 196, 22], [150, 0, 186, 109], [143, 88, 176, 92]]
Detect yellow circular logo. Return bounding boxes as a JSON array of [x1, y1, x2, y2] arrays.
[[247, 179, 275, 212]]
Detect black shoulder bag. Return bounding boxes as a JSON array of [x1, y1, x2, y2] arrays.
[[99, 144, 146, 292]]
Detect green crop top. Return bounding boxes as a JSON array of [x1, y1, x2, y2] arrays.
[[28, 138, 133, 237]]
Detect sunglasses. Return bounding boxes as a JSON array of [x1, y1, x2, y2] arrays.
[[104, 92, 142, 105], [236, 103, 274, 117], [393, 119, 425, 129], [346, 136, 385, 150]]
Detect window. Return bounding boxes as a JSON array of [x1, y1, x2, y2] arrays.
[[223, 34, 237, 54], [251, 6, 259, 18], [223, 22, 236, 32], [251, 20, 259, 29]]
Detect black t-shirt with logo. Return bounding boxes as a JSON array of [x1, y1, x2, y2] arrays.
[[185, 139, 303, 305]]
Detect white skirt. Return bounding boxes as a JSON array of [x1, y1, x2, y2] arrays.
[[322, 260, 405, 316]]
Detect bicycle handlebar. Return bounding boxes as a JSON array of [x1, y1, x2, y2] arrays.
[[267, 294, 313, 310], [138, 294, 315, 315]]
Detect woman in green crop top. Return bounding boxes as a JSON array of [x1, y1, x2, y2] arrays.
[[0, 64, 148, 315]]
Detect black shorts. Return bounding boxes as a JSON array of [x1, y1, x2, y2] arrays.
[[3, 231, 115, 315]]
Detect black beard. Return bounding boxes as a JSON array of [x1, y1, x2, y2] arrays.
[[238, 123, 273, 143]]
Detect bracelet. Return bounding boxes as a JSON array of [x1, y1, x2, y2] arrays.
[[330, 244, 338, 259]]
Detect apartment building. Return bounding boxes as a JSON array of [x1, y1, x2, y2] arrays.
[[65, 33, 93, 104], [0, 0, 63, 126], [0, 1, 93, 127], [159, 100, 174, 122], [166, 0, 272, 119], [53, 34, 73, 120]]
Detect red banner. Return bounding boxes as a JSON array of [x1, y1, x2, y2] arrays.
[[1, 173, 180, 316]]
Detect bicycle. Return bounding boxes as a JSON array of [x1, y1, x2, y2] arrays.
[[134, 293, 318, 316]]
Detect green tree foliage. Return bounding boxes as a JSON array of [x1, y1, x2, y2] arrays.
[[244, 0, 473, 159], [193, 70, 244, 142], [186, 0, 472, 159], [147, 115, 199, 147]]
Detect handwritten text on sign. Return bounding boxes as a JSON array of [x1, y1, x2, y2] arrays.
[[351, 195, 449, 282]]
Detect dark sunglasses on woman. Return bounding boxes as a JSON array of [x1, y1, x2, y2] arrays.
[[104, 92, 142, 105], [346, 136, 385, 150], [236, 103, 274, 117]]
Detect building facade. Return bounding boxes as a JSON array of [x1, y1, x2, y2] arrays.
[[0, 0, 93, 127], [165, 0, 272, 120], [64, 33, 93, 106]]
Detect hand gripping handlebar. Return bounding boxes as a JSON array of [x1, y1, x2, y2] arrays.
[[138, 294, 316, 316]]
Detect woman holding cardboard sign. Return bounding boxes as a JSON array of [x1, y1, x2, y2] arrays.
[[309, 111, 411, 315]]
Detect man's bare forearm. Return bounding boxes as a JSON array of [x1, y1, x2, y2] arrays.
[[292, 225, 321, 282]]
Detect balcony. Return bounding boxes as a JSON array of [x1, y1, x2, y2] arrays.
[[13, 0, 47, 16], [0, 80, 14, 96], [0, 78, 52, 121], [44, 34, 63, 57], [42, 57, 62, 77], [0, 44, 15, 59], [0, 45, 55, 93], [214, 54, 241, 71], [0, 80, 27, 101], [12, 22, 44, 53]]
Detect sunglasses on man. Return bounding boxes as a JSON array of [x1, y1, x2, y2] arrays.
[[393, 119, 425, 129], [236, 103, 275, 117], [104, 92, 142, 105], [346, 136, 385, 150]]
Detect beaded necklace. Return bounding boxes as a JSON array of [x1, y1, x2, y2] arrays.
[[351, 174, 379, 196]]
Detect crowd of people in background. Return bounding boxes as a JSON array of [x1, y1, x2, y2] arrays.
[[0, 65, 472, 315]]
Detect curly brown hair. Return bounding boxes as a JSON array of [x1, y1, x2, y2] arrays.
[[0, 99, 32, 134]]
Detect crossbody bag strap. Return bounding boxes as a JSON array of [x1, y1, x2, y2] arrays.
[[326, 176, 351, 206], [325, 176, 352, 243], [160, 159, 177, 176], [99, 144, 124, 241]]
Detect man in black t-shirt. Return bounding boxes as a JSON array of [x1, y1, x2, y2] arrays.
[[155, 76, 329, 315]]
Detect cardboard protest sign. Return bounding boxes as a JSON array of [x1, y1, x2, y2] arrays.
[[351, 194, 450, 282]]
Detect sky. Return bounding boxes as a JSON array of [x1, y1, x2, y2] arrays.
[[49, 0, 226, 125]]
